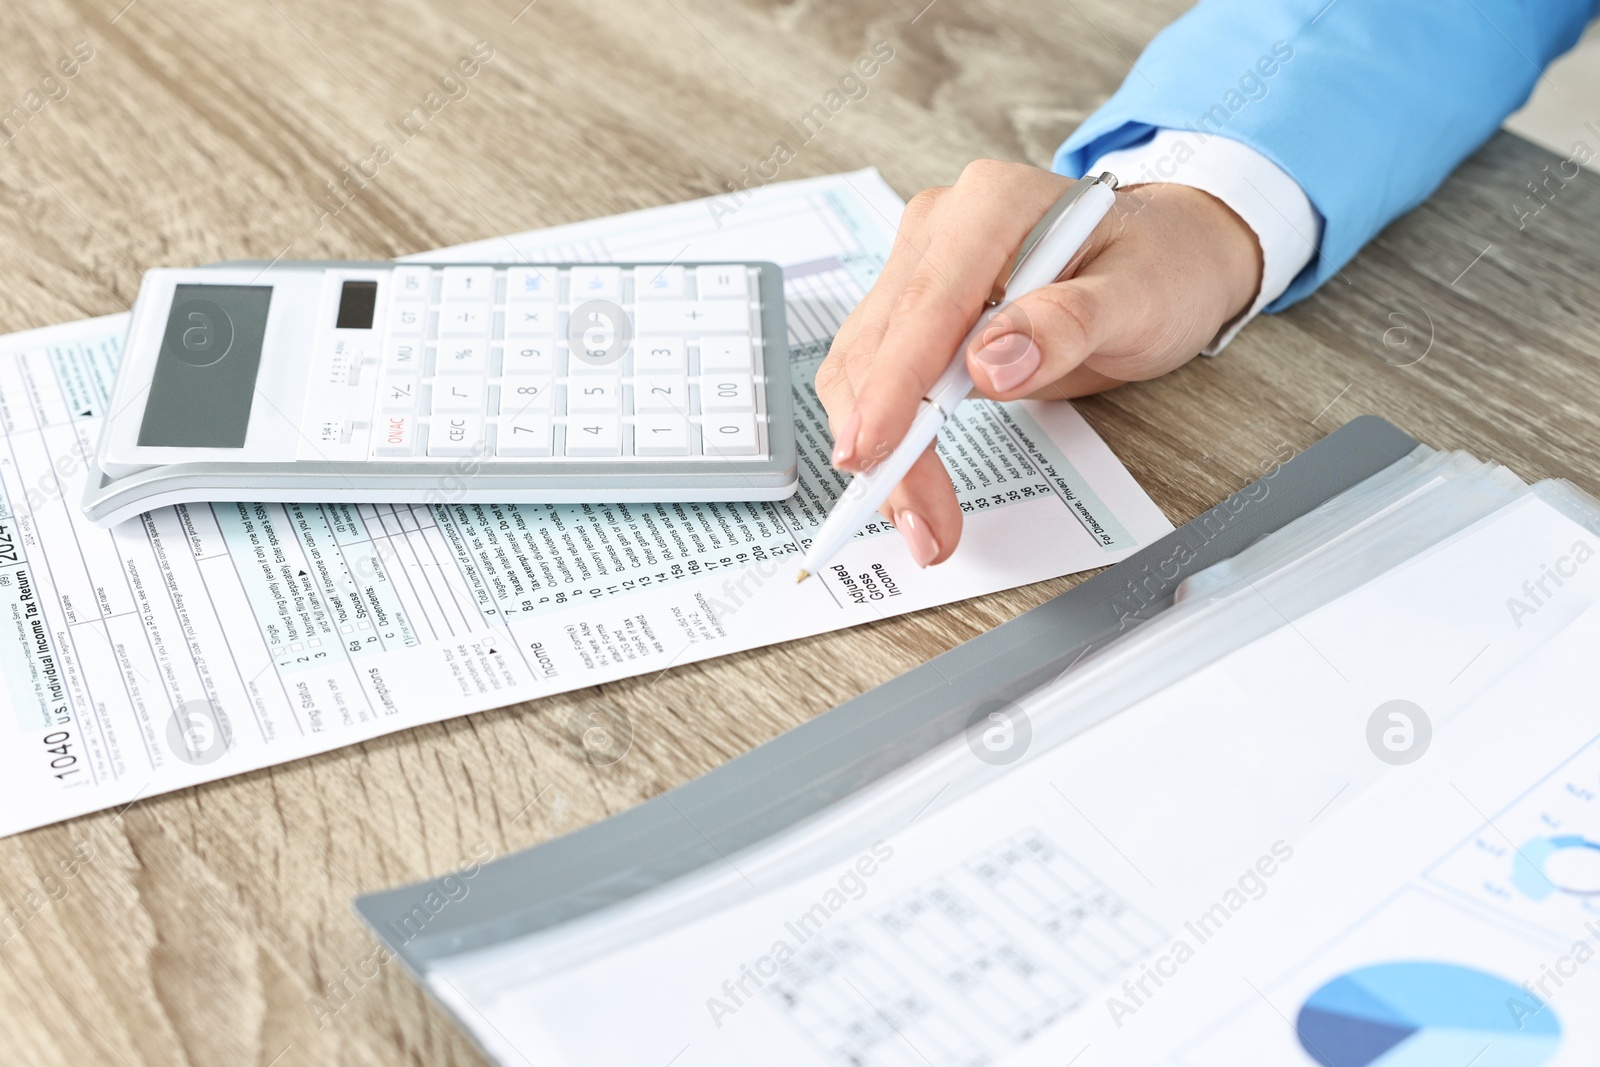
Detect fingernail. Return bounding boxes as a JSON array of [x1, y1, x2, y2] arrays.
[[831, 411, 861, 468], [898, 510, 939, 568], [976, 333, 1040, 393]]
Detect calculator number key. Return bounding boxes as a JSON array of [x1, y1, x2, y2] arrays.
[[702, 415, 759, 457], [635, 338, 687, 375], [566, 417, 621, 457], [497, 412, 552, 456], [567, 303, 631, 371], [700, 374, 755, 413], [503, 341, 557, 375], [634, 415, 691, 456], [500, 376, 554, 414], [635, 377, 688, 415], [568, 378, 621, 413]]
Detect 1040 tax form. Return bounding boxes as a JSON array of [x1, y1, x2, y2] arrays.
[[0, 170, 1171, 838]]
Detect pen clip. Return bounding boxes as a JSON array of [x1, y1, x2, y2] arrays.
[[988, 171, 1119, 307]]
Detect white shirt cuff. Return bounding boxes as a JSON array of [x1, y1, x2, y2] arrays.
[[1086, 128, 1320, 354]]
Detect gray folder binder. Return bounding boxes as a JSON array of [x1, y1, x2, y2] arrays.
[[356, 415, 1420, 976]]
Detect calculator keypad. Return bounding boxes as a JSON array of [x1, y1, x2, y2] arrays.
[[367, 264, 766, 462]]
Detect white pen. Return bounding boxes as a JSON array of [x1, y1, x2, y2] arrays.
[[797, 172, 1120, 583]]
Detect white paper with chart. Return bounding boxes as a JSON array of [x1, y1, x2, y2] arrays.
[[0, 169, 1172, 837], [420, 488, 1600, 1067]]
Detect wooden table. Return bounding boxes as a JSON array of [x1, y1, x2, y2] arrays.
[[1, 1, 1595, 1063]]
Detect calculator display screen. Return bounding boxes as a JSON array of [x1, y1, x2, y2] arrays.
[[138, 284, 272, 448], [335, 280, 377, 329]]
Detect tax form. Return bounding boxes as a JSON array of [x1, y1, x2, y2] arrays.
[[0, 169, 1171, 838]]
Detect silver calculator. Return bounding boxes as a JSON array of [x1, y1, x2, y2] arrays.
[[82, 260, 794, 526]]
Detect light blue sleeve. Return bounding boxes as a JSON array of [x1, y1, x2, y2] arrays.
[[1055, 0, 1599, 309]]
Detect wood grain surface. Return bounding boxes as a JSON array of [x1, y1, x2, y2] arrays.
[[0, 1, 1596, 1064]]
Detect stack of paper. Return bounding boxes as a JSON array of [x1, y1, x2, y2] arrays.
[[0, 171, 1172, 838], [406, 447, 1600, 1066]]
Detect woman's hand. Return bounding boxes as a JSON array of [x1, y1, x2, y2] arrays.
[[814, 159, 1262, 566]]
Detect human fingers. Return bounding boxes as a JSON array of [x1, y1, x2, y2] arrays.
[[837, 160, 1076, 471]]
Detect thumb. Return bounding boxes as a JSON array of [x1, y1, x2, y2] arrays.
[[964, 274, 1131, 399]]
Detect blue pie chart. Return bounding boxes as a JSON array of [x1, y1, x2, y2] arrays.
[[1511, 834, 1600, 900], [1295, 961, 1560, 1067]]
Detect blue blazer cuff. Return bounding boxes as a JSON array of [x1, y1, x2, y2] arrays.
[[1053, 0, 1597, 312]]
